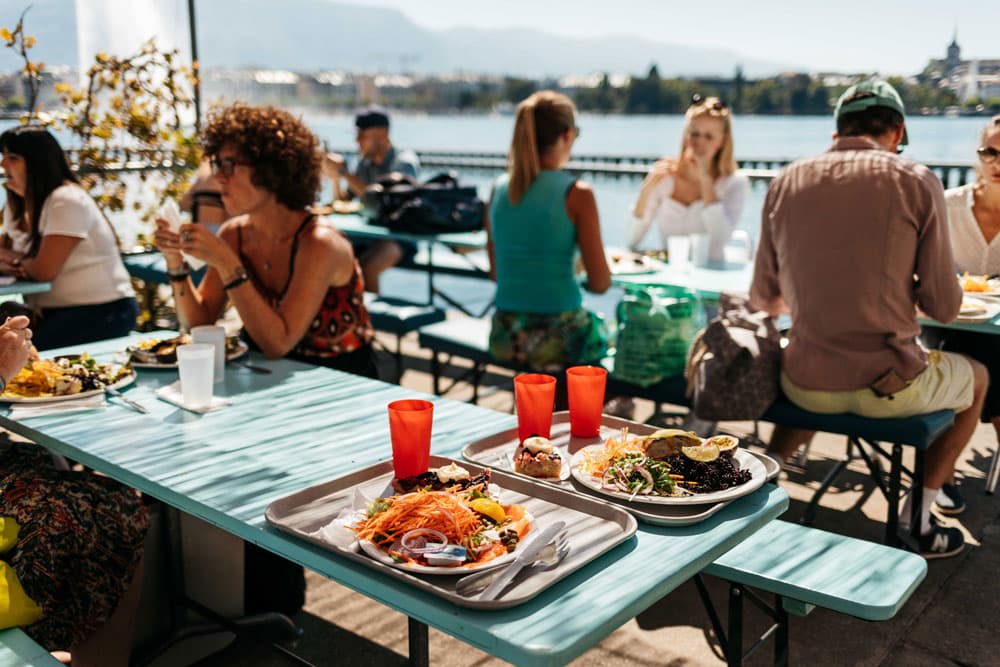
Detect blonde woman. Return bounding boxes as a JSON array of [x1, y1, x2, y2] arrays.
[[486, 90, 611, 368], [631, 95, 748, 264], [922, 115, 1000, 515]]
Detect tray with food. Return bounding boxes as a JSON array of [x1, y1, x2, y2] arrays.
[[607, 250, 666, 276], [960, 272, 1000, 297], [0, 354, 135, 403], [265, 455, 636, 609], [126, 334, 249, 368], [461, 413, 778, 526]]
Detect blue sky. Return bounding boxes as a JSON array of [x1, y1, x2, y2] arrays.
[[354, 0, 998, 75]]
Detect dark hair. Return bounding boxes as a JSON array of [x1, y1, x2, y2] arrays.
[[836, 106, 904, 140], [0, 126, 79, 256], [201, 104, 320, 211]]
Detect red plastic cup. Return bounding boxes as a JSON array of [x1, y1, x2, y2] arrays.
[[513, 374, 557, 443], [387, 399, 434, 479], [566, 366, 608, 437]]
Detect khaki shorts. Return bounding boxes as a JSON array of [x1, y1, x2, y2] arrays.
[[781, 350, 975, 418]]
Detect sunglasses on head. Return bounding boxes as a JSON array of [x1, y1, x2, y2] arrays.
[[210, 155, 252, 177], [690, 94, 727, 111], [978, 146, 1000, 164]]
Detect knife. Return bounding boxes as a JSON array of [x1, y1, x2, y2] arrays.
[[478, 520, 566, 601], [104, 386, 148, 414]]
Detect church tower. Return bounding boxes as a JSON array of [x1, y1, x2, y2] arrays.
[[946, 29, 961, 76]]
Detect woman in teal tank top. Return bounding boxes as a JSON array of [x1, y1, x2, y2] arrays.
[[486, 91, 611, 368]]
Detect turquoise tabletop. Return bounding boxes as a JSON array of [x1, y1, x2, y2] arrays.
[[0, 629, 61, 666], [332, 213, 487, 249], [0, 281, 50, 298], [0, 333, 789, 666]]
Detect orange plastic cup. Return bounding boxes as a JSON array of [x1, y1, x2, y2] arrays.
[[387, 399, 434, 479], [566, 366, 608, 437], [513, 374, 557, 443]]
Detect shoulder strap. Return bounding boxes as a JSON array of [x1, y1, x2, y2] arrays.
[[279, 213, 316, 300]]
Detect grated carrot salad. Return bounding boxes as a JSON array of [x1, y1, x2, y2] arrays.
[[354, 491, 482, 545]]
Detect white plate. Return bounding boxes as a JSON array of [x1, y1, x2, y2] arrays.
[[508, 447, 571, 481], [957, 297, 1000, 323], [570, 447, 766, 506], [1, 370, 136, 404], [129, 339, 249, 369], [608, 252, 665, 275], [357, 512, 534, 575], [961, 276, 1000, 297]]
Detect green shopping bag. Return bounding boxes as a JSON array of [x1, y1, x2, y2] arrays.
[[612, 285, 705, 387]]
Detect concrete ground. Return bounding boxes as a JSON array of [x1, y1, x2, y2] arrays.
[[169, 328, 1000, 665]]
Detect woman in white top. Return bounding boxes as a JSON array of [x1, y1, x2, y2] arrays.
[[630, 95, 748, 265], [0, 126, 136, 350], [922, 115, 1000, 514]]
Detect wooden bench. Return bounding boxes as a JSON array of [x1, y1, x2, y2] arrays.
[[0, 628, 62, 666], [699, 519, 927, 666], [365, 294, 446, 381]]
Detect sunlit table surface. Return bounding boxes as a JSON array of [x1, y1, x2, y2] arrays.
[[0, 280, 50, 298], [0, 332, 788, 666]]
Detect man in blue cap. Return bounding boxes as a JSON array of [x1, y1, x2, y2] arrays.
[[750, 79, 988, 559], [324, 105, 420, 292]]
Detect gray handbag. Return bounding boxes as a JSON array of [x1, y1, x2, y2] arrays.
[[685, 293, 781, 420]]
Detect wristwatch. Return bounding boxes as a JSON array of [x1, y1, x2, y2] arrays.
[[223, 265, 250, 291]]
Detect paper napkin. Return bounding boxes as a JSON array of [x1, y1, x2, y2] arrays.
[[9, 393, 106, 420], [158, 199, 206, 270], [155, 380, 229, 413]]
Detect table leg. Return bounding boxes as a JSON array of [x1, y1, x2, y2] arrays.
[[408, 617, 429, 667], [727, 584, 744, 667]]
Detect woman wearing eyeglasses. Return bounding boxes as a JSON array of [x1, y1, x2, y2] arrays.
[[0, 125, 137, 350], [630, 95, 748, 266], [154, 103, 376, 379], [921, 115, 1000, 514], [487, 90, 611, 369]]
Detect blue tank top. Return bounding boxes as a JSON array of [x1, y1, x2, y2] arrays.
[[491, 170, 581, 313]]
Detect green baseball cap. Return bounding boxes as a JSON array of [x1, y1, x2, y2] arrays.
[[834, 80, 908, 146]]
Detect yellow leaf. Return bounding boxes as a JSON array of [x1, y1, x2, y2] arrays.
[[0, 28, 12, 41], [23, 36, 35, 48]]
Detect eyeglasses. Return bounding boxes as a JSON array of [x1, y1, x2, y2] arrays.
[[978, 146, 1000, 164], [210, 156, 251, 177], [690, 94, 727, 111]]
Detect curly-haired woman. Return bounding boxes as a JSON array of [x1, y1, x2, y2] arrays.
[[154, 103, 376, 378]]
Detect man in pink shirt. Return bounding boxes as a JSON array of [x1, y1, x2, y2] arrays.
[[750, 80, 988, 559]]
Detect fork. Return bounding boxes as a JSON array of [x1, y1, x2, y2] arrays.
[[455, 534, 569, 597]]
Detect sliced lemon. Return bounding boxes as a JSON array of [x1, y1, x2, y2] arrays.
[[469, 498, 506, 523], [682, 443, 720, 463], [705, 435, 739, 456]]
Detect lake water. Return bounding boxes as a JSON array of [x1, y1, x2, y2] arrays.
[[1, 113, 991, 313]]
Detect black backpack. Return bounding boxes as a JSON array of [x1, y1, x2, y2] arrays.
[[362, 171, 484, 235]]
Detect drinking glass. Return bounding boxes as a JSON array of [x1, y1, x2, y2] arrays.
[[191, 325, 226, 384], [387, 399, 434, 479], [513, 374, 557, 442], [667, 235, 691, 272], [566, 366, 608, 437], [176, 344, 215, 409]]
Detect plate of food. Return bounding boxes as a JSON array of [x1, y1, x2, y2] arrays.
[[127, 334, 248, 368], [570, 429, 766, 506], [1, 355, 135, 403], [607, 251, 665, 276], [960, 272, 1000, 297], [353, 463, 535, 574], [508, 436, 570, 481], [957, 297, 1000, 323]]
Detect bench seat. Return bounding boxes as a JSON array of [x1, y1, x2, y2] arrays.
[[0, 628, 62, 666], [699, 519, 927, 665], [365, 295, 446, 381]]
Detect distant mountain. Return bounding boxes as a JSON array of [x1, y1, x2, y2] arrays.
[[0, 0, 790, 77]]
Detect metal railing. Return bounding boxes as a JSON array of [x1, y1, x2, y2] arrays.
[[335, 148, 977, 188]]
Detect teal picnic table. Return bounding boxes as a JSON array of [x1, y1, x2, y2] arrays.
[[0, 333, 788, 667], [0, 280, 50, 299]]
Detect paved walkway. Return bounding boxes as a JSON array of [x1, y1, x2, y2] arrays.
[[183, 330, 1000, 665]]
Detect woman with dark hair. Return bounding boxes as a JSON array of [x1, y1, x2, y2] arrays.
[[0, 126, 137, 350], [486, 90, 611, 368], [154, 103, 376, 378]]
